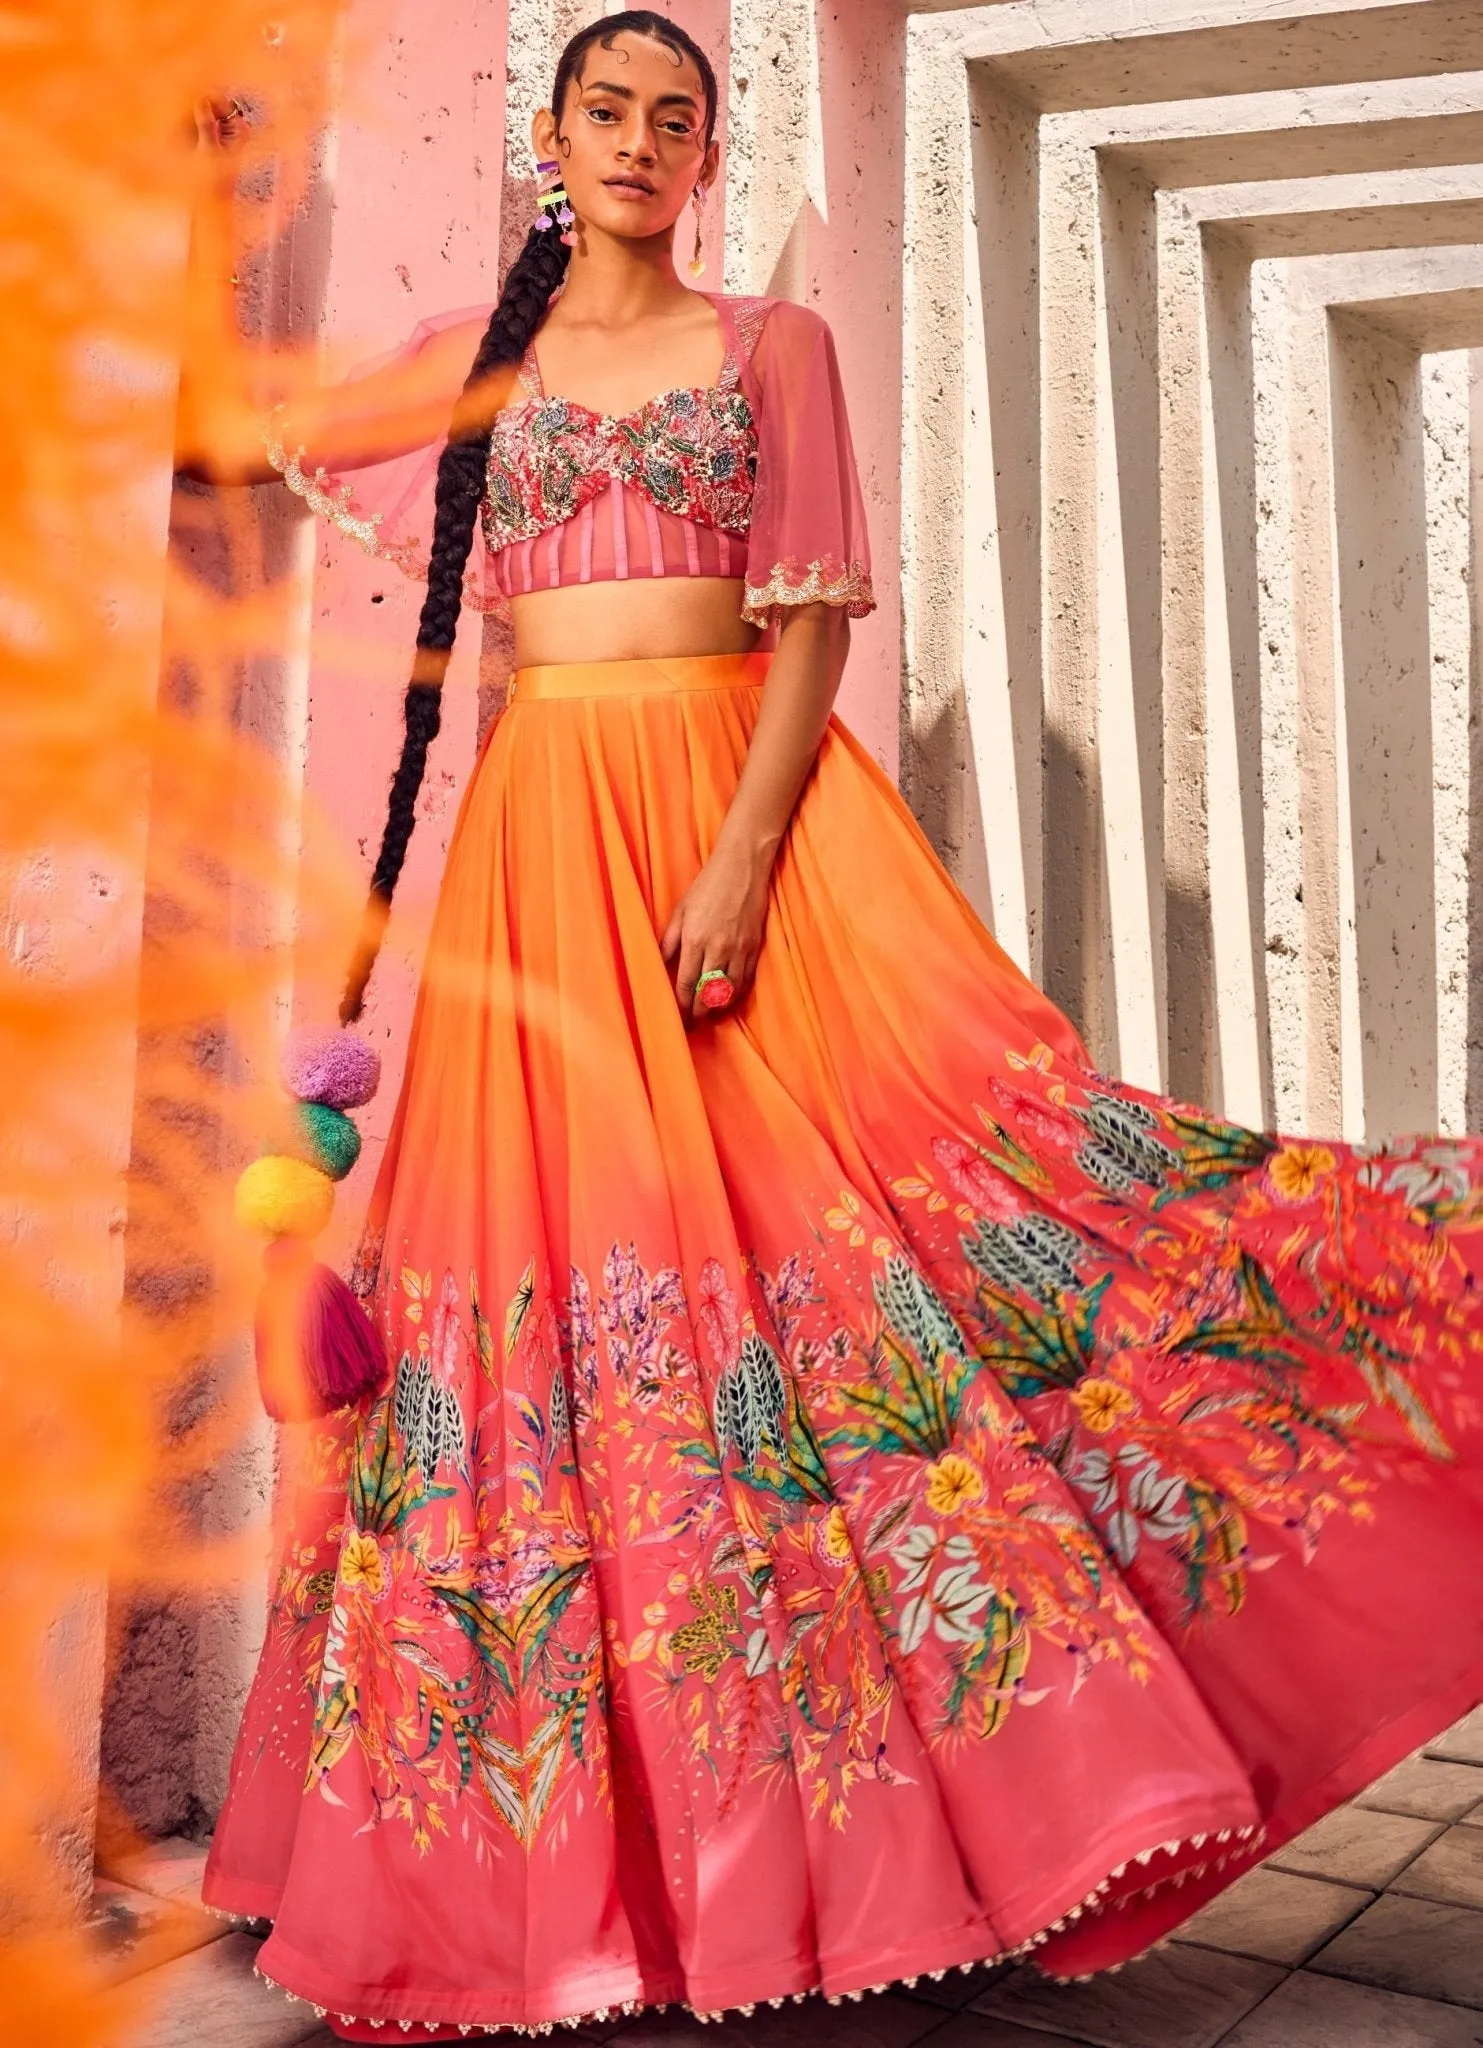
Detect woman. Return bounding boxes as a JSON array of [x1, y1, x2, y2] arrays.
[[198, 11, 1483, 2039]]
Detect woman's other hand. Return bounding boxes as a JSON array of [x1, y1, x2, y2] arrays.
[[660, 839, 772, 1025]]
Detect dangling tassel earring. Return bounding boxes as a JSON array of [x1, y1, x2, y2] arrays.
[[535, 156, 577, 248], [689, 182, 708, 279]]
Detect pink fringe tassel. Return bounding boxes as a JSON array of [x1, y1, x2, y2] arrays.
[[255, 1243, 389, 1421]]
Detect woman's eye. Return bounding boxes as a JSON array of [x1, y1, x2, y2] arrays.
[[585, 105, 619, 123]]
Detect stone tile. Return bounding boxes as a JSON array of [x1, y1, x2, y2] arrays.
[[99, 1836, 210, 1907], [105, 1930, 326, 2047], [616, 1992, 947, 2048], [1310, 1894, 1483, 2008], [912, 2017, 1095, 2048], [1178, 1863, 1367, 1965], [1359, 1756, 1483, 1824], [1426, 1710, 1483, 1767], [972, 1944, 1284, 2048], [901, 1959, 1014, 2011], [1391, 1827, 1483, 1910], [1268, 1805, 1442, 1888], [1221, 1970, 1483, 2047], [88, 1877, 225, 1984]]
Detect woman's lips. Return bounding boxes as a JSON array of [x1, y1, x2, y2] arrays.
[[604, 178, 656, 199]]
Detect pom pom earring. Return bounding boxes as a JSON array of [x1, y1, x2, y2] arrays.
[[536, 155, 577, 247], [233, 1023, 389, 1422]]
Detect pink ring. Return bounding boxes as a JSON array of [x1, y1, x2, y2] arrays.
[[697, 971, 736, 1011]]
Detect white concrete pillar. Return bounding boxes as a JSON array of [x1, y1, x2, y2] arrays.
[[1329, 310, 1438, 1140]]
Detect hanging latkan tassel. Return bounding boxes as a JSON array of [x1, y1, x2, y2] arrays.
[[234, 1025, 389, 1420]]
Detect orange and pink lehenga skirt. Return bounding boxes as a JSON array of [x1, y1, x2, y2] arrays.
[[205, 650, 1483, 2038]]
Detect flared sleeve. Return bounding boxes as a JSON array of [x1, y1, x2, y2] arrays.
[[739, 300, 875, 631], [262, 305, 511, 613]]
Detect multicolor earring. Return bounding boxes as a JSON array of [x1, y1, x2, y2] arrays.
[[689, 183, 707, 279], [535, 157, 577, 247]]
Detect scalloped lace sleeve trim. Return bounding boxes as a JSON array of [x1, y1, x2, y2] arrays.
[[262, 407, 428, 580], [261, 411, 506, 617], [740, 556, 876, 630]]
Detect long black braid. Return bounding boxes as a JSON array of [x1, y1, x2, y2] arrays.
[[341, 10, 720, 1024]]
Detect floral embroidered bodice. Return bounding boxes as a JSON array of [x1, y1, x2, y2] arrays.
[[267, 291, 875, 629], [481, 342, 759, 553]]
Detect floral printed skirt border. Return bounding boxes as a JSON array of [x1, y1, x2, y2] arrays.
[[205, 651, 1483, 2039]]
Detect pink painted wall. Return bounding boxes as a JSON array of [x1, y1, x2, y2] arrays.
[[294, 0, 509, 1249]]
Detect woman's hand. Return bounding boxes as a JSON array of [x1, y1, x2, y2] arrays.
[[660, 839, 773, 1024], [658, 604, 849, 1028]]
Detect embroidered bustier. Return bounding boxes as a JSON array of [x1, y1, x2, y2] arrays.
[[482, 372, 758, 552]]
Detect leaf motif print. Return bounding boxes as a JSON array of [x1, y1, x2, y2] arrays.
[[825, 1255, 968, 1461], [975, 1274, 1112, 1400], [549, 1363, 571, 1448], [962, 1212, 1088, 1305], [472, 1707, 579, 1849], [1074, 1093, 1180, 1196], [393, 1348, 468, 1482], [1157, 1108, 1276, 1203], [695, 1258, 742, 1372], [931, 1136, 1025, 1224], [401, 1266, 432, 1324], [826, 1199, 868, 1249], [353, 1390, 451, 1533], [470, 1270, 496, 1378], [505, 1259, 536, 1357]]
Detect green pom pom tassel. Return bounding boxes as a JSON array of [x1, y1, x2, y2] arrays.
[[286, 1101, 362, 1183], [235, 1155, 335, 1240]]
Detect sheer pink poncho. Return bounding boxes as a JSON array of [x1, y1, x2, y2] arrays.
[[264, 293, 875, 630]]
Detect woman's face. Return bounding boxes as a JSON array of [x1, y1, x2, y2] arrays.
[[532, 30, 717, 249]]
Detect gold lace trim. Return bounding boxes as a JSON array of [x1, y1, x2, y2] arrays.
[[261, 410, 504, 614], [262, 407, 428, 581], [741, 557, 876, 629]]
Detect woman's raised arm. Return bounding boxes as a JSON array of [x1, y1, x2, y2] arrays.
[[173, 101, 502, 484]]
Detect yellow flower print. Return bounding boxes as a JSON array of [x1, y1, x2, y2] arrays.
[[341, 1530, 386, 1598], [924, 1453, 985, 1517], [1071, 1378, 1137, 1434], [1267, 1142, 1337, 1203], [820, 1505, 854, 1561]]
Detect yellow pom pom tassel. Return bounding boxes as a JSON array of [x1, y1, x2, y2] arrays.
[[235, 1155, 335, 1240]]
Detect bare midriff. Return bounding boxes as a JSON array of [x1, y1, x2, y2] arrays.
[[508, 576, 762, 668]]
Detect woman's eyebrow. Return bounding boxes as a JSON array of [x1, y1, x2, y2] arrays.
[[581, 78, 700, 110]]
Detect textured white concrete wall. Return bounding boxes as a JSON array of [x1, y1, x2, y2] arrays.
[[905, 0, 1483, 1146]]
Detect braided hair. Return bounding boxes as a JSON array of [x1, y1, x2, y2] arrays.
[[340, 10, 720, 1024]]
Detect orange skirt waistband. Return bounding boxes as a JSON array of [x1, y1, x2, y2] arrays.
[[509, 651, 772, 703]]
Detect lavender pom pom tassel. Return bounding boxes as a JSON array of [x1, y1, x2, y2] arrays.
[[281, 1026, 381, 1110], [255, 1239, 388, 1422]]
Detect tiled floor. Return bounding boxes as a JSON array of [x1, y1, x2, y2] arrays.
[[98, 1709, 1483, 2048]]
